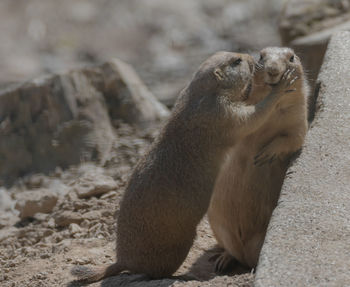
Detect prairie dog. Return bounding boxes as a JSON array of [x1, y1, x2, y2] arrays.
[[71, 51, 292, 283], [208, 47, 309, 272]]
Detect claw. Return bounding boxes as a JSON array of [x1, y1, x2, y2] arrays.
[[214, 252, 239, 275], [209, 253, 221, 263], [288, 76, 299, 86], [254, 154, 269, 166], [254, 151, 263, 160], [255, 154, 276, 166]]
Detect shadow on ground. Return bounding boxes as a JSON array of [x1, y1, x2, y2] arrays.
[[67, 246, 251, 287]]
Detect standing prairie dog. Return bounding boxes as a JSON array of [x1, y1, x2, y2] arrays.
[[208, 47, 309, 272], [71, 51, 294, 283]]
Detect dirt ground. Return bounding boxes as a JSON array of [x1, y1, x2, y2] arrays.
[[0, 122, 253, 287]]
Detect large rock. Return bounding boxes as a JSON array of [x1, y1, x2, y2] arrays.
[[0, 59, 169, 186], [255, 31, 350, 286], [15, 189, 58, 219], [101, 59, 170, 126]]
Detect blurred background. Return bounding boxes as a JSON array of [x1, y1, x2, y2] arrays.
[[0, 0, 283, 105], [1, 0, 349, 105]]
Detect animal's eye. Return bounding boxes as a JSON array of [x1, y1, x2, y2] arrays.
[[232, 58, 242, 67], [289, 55, 295, 62]]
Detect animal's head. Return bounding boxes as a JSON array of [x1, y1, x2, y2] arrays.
[[189, 51, 255, 104], [258, 47, 302, 85]]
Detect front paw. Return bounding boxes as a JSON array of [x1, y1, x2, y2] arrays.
[[270, 68, 299, 94]]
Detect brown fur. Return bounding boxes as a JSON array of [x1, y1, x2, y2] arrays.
[[208, 47, 309, 271], [71, 51, 292, 283]]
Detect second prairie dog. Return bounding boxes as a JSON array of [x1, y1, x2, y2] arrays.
[[71, 51, 293, 283], [208, 47, 309, 271]]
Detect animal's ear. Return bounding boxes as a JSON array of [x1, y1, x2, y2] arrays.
[[214, 68, 224, 81]]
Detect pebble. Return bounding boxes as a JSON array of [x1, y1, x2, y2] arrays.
[[75, 257, 91, 265], [54, 211, 83, 227], [83, 210, 101, 221], [74, 174, 118, 199], [69, 223, 82, 235]]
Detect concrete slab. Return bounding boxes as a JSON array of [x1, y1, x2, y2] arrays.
[[254, 31, 350, 287]]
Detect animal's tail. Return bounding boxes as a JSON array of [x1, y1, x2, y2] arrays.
[[71, 262, 125, 283]]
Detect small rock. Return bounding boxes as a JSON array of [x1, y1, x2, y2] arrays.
[[53, 166, 63, 178], [89, 222, 102, 234], [54, 211, 83, 227], [40, 253, 50, 259], [75, 257, 91, 265], [100, 191, 117, 199], [0, 188, 14, 212], [83, 210, 101, 221], [0, 213, 19, 229], [47, 218, 55, 228], [34, 212, 49, 222], [24, 174, 46, 189], [74, 175, 118, 199], [73, 201, 92, 210], [15, 189, 58, 219], [69, 223, 82, 235]]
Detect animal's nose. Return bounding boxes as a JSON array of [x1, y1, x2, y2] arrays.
[[267, 66, 279, 77]]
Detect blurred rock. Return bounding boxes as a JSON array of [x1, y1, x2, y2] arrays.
[[0, 188, 18, 228], [69, 223, 82, 235], [47, 218, 55, 228], [23, 174, 48, 189], [15, 189, 58, 219], [82, 210, 101, 221], [279, 0, 350, 45], [0, 227, 18, 243], [54, 211, 83, 227], [73, 174, 118, 199], [291, 20, 350, 91], [70, 164, 119, 199], [100, 59, 170, 127], [0, 70, 115, 186], [0, 188, 14, 213], [0, 58, 169, 186], [279, 0, 350, 90]]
